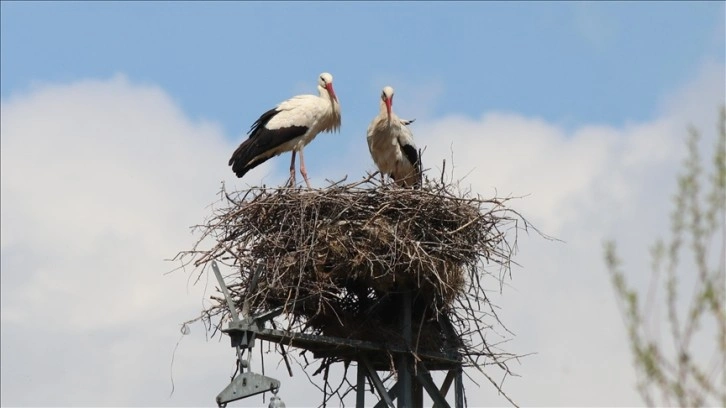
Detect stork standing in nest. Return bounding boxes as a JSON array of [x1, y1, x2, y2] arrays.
[[229, 72, 342, 188], [366, 86, 422, 188]]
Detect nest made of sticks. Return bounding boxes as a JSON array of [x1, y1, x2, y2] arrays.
[[177, 170, 533, 368]]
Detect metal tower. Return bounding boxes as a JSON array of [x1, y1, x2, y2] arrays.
[[212, 261, 464, 408]]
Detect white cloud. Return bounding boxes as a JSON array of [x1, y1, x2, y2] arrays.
[[2, 75, 227, 329], [404, 61, 724, 406], [0, 74, 272, 406], [1, 61, 723, 407]]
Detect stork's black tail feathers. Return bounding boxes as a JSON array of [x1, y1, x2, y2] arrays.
[[228, 140, 269, 178], [228, 107, 297, 178], [399, 143, 423, 189], [228, 109, 279, 178]]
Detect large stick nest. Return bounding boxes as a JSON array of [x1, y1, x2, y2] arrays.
[[176, 170, 535, 404]]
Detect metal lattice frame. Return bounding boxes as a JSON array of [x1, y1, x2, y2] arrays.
[[212, 261, 464, 408]]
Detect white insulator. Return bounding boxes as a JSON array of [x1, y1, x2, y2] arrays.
[[268, 395, 286, 408]]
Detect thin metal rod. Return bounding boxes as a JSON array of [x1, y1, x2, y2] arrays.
[[211, 261, 239, 323], [362, 357, 395, 408], [357, 362, 366, 408]]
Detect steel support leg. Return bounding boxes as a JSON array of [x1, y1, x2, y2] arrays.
[[413, 379, 424, 408], [357, 362, 366, 408], [432, 370, 456, 408], [415, 364, 451, 408], [373, 382, 400, 408], [455, 366, 464, 408], [397, 291, 413, 408], [362, 357, 395, 408]]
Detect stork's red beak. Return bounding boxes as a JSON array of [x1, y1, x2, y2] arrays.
[[325, 83, 338, 103], [385, 97, 392, 120]]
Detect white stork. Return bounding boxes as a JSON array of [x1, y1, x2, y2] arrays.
[[229, 72, 341, 188], [366, 86, 422, 188]]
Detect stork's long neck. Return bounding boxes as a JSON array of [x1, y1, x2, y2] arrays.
[[318, 85, 342, 132]]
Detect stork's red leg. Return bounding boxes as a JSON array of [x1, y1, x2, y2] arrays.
[[298, 149, 312, 189], [288, 151, 297, 187]]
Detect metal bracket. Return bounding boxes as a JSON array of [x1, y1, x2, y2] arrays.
[[215, 372, 281, 406], [211, 261, 284, 407], [222, 306, 284, 346]]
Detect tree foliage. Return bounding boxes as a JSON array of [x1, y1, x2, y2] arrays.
[[605, 107, 726, 407]]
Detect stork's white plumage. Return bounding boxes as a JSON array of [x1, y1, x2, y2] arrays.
[[366, 86, 422, 188], [229, 72, 341, 188]]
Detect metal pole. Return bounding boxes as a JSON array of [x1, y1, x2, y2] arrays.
[[211, 261, 240, 324], [397, 290, 412, 408], [357, 361, 366, 408], [413, 379, 423, 408], [454, 366, 464, 408]]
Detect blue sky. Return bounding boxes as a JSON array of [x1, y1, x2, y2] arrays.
[[1, 2, 724, 407], [2, 1, 723, 135]]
